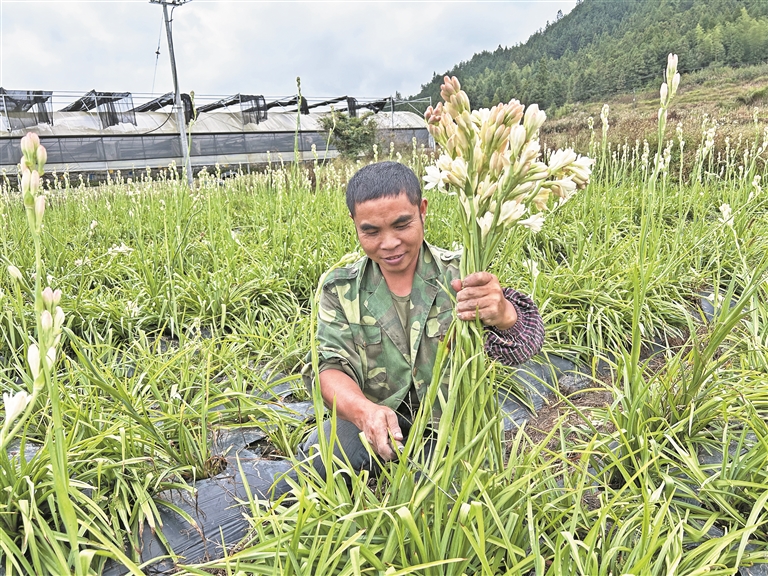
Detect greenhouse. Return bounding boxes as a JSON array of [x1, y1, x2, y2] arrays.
[[0, 88, 431, 174]]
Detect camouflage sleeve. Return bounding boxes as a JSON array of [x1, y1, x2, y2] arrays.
[[484, 287, 544, 365], [301, 280, 362, 395]]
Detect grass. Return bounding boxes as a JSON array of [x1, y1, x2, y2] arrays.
[[0, 88, 767, 574]]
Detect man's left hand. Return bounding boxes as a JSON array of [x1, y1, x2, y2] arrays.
[[451, 272, 517, 330]]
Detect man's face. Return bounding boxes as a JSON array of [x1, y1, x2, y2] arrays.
[[351, 192, 427, 282]]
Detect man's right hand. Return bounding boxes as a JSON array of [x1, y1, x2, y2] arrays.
[[319, 369, 404, 461], [358, 403, 404, 461]]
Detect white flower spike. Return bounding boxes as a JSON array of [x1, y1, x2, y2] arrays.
[[718, 203, 733, 227]]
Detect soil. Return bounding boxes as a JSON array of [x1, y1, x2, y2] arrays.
[[512, 327, 694, 449], [515, 387, 615, 448]]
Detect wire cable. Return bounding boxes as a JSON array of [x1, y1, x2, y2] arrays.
[[150, 13, 163, 96]]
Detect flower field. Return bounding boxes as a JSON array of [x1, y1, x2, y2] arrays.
[[1, 68, 768, 574]]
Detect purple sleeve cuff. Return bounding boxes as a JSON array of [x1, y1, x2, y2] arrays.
[[484, 287, 544, 365]]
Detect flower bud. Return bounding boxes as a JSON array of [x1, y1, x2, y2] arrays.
[[7, 265, 23, 282], [42, 286, 55, 308], [660, 83, 668, 105], [425, 104, 445, 126], [513, 180, 537, 196], [489, 124, 507, 152], [471, 107, 491, 128], [530, 162, 550, 182], [36, 145, 47, 171], [450, 157, 468, 183], [459, 195, 472, 220], [509, 125, 527, 156], [45, 347, 57, 371], [3, 390, 32, 423], [478, 179, 497, 201], [666, 53, 678, 84], [456, 109, 473, 135], [20, 137, 33, 157], [671, 72, 680, 95], [503, 100, 524, 126], [456, 91, 470, 115], [27, 344, 41, 381], [520, 141, 541, 166], [54, 306, 65, 330], [454, 128, 470, 153], [532, 188, 551, 210], [472, 195, 484, 216], [21, 170, 32, 194], [444, 134, 458, 157], [20, 133, 39, 157], [440, 76, 461, 100], [19, 156, 35, 175], [29, 170, 40, 194], [443, 100, 460, 121], [35, 195, 46, 226], [523, 104, 546, 137], [489, 151, 506, 176], [476, 212, 494, 240], [41, 310, 53, 332]]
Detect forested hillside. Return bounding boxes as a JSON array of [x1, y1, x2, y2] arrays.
[[412, 0, 768, 110]]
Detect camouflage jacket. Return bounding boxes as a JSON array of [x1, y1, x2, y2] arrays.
[[303, 242, 543, 410]]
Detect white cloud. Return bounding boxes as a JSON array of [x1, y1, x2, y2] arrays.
[[1, 0, 576, 104]]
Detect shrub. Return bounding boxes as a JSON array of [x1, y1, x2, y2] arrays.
[[319, 110, 377, 159]]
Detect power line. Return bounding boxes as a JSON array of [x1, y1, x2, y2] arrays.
[[150, 12, 164, 97]]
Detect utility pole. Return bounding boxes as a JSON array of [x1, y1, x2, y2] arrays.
[[150, 0, 193, 189]]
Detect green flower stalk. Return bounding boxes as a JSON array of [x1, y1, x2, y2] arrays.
[[0, 134, 54, 451], [4, 132, 84, 574], [423, 76, 594, 472]]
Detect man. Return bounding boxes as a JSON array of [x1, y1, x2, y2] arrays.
[[297, 161, 544, 479]]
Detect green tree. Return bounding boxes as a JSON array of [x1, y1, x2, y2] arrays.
[[409, 0, 768, 107], [319, 111, 377, 159]]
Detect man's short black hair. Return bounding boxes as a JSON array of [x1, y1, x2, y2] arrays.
[[346, 161, 422, 217]]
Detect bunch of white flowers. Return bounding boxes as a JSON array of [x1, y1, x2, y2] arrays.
[[423, 76, 593, 274], [420, 78, 593, 474]]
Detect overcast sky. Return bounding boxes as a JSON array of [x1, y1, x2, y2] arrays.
[[1, 0, 576, 105]]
